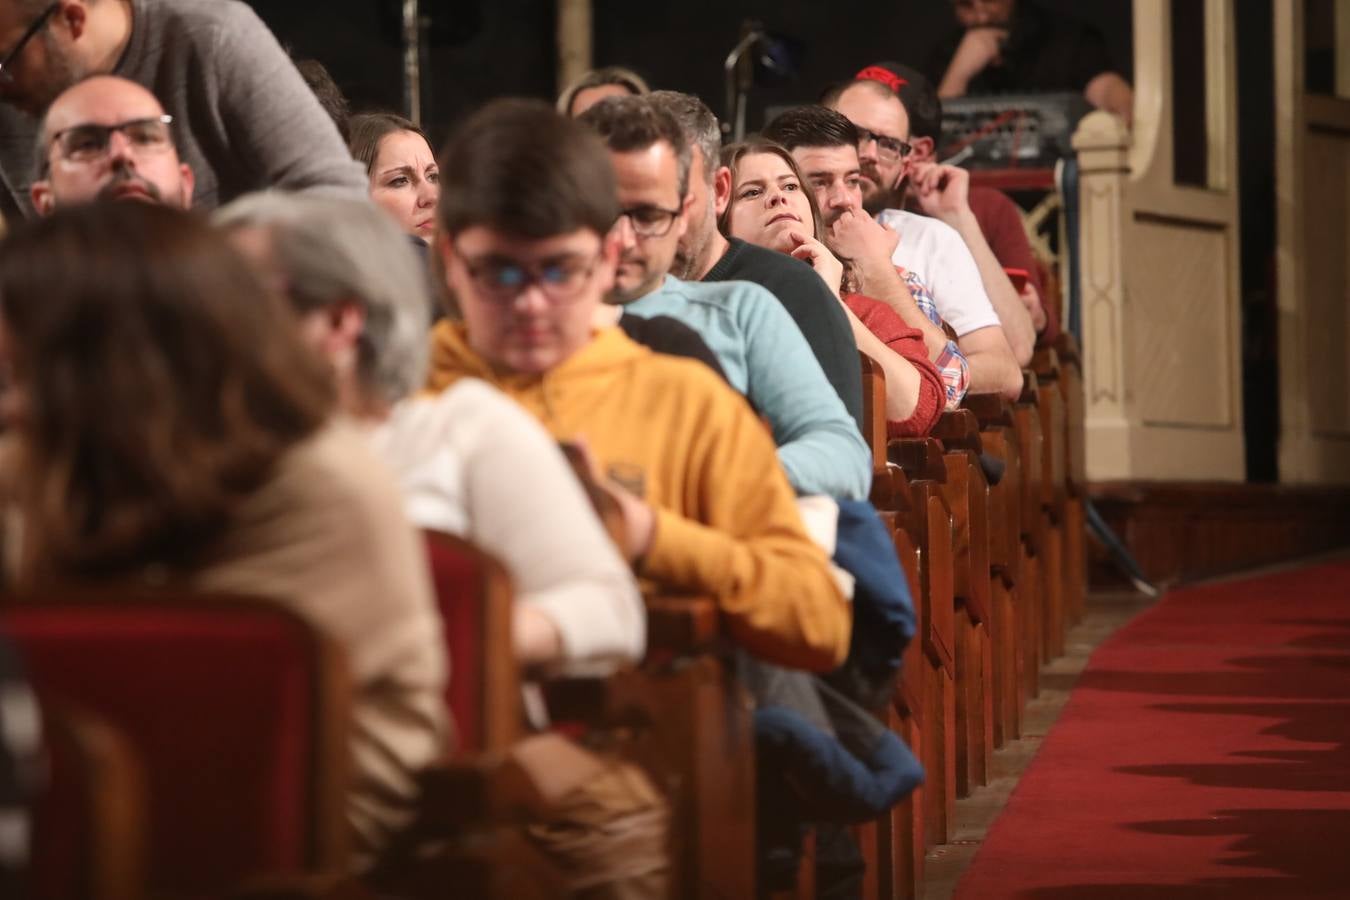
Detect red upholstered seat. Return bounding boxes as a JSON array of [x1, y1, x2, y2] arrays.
[[421, 531, 520, 755], [2, 594, 348, 896]]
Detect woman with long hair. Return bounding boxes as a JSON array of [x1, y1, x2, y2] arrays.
[[0, 202, 445, 866], [719, 139, 944, 437], [349, 112, 440, 244]]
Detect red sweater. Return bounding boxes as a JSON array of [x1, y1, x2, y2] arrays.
[[844, 293, 945, 438]]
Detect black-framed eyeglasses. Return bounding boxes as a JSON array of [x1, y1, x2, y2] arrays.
[[619, 204, 682, 239], [49, 115, 176, 164], [0, 2, 60, 86], [455, 247, 603, 305], [855, 125, 913, 163]]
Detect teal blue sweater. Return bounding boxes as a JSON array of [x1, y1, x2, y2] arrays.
[[628, 276, 870, 500]]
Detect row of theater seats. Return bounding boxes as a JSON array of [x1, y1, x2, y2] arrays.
[[2, 334, 1086, 900]]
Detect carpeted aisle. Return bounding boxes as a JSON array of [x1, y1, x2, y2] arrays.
[[954, 561, 1350, 899]]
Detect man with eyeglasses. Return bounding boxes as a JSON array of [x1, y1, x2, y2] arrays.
[[822, 65, 1033, 393], [877, 61, 1056, 345], [0, 0, 365, 222], [424, 97, 851, 899], [578, 94, 871, 503], [29, 75, 190, 212], [426, 97, 851, 675], [646, 90, 869, 439]]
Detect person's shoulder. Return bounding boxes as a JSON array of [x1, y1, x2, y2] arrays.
[[130, 0, 270, 62], [269, 419, 408, 526], [627, 342, 739, 405], [736, 240, 835, 292], [387, 377, 516, 438], [663, 275, 776, 312], [844, 291, 892, 319], [881, 207, 965, 249], [135, 0, 264, 37], [144, 0, 266, 28]]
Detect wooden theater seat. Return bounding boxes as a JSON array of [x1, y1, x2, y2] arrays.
[[888, 436, 956, 847], [1052, 334, 1089, 626], [1030, 349, 1069, 660], [30, 702, 147, 900], [931, 409, 995, 797], [1014, 374, 1048, 700], [3, 593, 353, 898], [962, 393, 1027, 747]]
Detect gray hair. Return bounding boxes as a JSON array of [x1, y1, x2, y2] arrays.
[[647, 91, 721, 186], [213, 192, 430, 405]]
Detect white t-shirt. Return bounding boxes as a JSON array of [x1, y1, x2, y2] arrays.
[[368, 378, 646, 666], [876, 208, 1002, 337]]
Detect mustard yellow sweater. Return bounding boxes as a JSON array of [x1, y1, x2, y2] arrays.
[[428, 323, 850, 672]]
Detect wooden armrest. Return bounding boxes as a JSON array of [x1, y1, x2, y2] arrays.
[[646, 594, 720, 655], [1051, 332, 1081, 367], [932, 410, 983, 453], [1031, 347, 1061, 380], [229, 874, 376, 900], [961, 393, 1015, 428], [1018, 371, 1041, 405], [871, 462, 914, 513], [888, 438, 948, 483]]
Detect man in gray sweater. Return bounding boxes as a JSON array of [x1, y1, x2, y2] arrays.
[[0, 0, 367, 221]]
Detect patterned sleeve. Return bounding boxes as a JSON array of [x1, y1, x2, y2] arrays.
[[901, 269, 971, 409]]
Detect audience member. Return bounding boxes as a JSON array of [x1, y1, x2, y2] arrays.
[[930, 0, 1133, 123], [28, 75, 191, 213], [425, 97, 851, 895], [427, 98, 850, 671], [0, 0, 367, 219], [556, 65, 649, 118], [348, 112, 439, 245], [0, 202, 445, 866], [215, 191, 646, 670], [762, 104, 972, 409], [294, 57, 352, 143], [579, 95, 871, 501], [857, 62, 1058, 343], [718, 138, 943, 437], [647, 90, 867, 434], [823, 72, 1029, 394], [861, 66, 1036, 364]]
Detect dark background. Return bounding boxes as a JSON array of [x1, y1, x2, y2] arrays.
[[246, 0, 1133, 146]]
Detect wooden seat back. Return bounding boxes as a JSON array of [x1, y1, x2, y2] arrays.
[[31, 702, 146, 900]]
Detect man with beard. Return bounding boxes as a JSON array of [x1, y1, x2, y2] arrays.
[[29, 75, 191, 211], [579, 95, 871, 502], [823, 67, 1033, 387], [0, 0, 365, 221]]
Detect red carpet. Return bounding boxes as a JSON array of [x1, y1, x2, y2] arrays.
[[954, 561, 1350, 899]]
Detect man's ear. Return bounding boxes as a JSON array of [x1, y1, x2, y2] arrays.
[[712, 165, 733, 216], [435, 230, 458, 283], [910, 135, 936, 164], [177, 163, 195, 209], [29, 180, 54, 216], [55, 1, 89, 39], [323, 300, 366, 356], [595, 223, 625, 294]]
